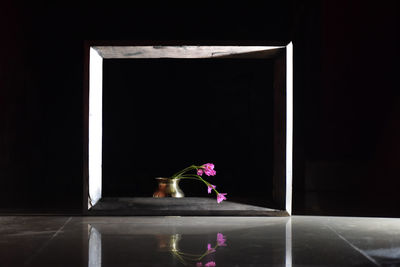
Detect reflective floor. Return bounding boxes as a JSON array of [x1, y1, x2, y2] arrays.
[[0, 216, 399, 266]]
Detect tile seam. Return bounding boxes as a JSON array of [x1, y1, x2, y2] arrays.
[[326, 224, 381, 267], [23, 217, 72, 266]]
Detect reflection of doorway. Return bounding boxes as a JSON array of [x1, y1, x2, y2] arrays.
[[84, 44, 293, 215], [88, 218, 293, 267]]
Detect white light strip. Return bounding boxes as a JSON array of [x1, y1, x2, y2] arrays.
[[286, 42, 293, 215], [89, 48, 103, 208], [88, 225, 102, 267], [285, 218, 293, 267]]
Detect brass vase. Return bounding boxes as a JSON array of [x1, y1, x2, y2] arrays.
[[153, 177, 185, 198]]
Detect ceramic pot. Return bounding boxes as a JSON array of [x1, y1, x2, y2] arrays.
[[153, 177, 185, 198]]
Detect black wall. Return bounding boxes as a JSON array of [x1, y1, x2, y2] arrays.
[[293, 1, 399, 216], [102, 59, 274, 203], [0, 1, 398, 216]]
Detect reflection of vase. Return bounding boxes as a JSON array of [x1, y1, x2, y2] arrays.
[[156, 234, 182, 252], [153, 178, 185, 198]]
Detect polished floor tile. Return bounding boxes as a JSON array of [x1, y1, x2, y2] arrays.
[[0, 216, 399, 266]]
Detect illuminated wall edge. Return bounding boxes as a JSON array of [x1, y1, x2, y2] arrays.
[[88, 48, 103, 208], [285, 42, 293, 215]]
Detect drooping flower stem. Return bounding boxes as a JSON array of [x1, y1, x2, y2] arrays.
[[170, 165, 198, 179], [178, 174, 220, 195], [168, 163, 226, 203]]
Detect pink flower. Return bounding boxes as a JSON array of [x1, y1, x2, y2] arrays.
[[217, 193, 227, 203], [204, 163, 214, 169], [217, 233, 227, 246], [207, 184, 216, 194], [207, 243, 216, 253], [203, 163, 216, 176], [205, 261, 216, 267], [197, 163, 216, 176], [207, 169, 217, 176], [196, 263, 203, 267]]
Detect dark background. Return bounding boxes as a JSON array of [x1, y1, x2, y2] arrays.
[[102, 59, 274, 202], [0, 1, 398, 216]]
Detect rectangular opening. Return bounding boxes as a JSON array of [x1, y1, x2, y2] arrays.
[[102, 58, 274, 203], [84, 44, 292, 216]]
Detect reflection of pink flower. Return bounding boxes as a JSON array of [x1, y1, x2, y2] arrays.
[[205, 261, 216, 267], [196, 263, 203, 267], [207, 184, 216, 194], [197, 168, 204, 176], [217, 233, 227, 246], [217, 193, 227, 203]]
